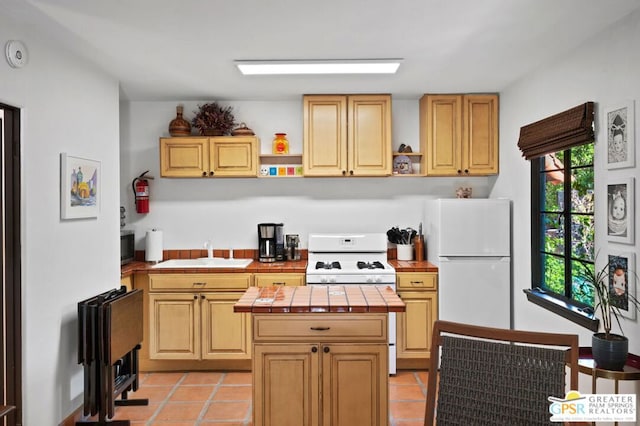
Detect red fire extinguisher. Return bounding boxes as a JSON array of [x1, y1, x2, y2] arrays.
[[132, 171, 154, 214]]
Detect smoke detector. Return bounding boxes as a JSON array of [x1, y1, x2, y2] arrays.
[[5, 40, 28, 68]]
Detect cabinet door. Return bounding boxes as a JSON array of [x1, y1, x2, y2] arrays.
[[303, 95, 348, 176], [422, 95, 463, 176], [160, 137, 210, 177], [210, 136, 258, 177], [396, 291, 438, 360], [254, 273, 305, 287], [149, 293, 200, 360], [201, 292, 251, 360], [253, 344, 319, 426], [321, 344, 387, 426], [348, 95, 392, 176], [463, 94, 499, 175]]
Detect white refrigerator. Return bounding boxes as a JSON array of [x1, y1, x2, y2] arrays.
[[424, 198, 512, 328]]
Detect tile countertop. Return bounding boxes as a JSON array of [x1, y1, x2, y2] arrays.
[[121, 258, 437, 278], [234, 285, 406, 314]]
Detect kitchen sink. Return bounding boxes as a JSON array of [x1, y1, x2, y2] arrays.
[[152, 258, 253, 269]]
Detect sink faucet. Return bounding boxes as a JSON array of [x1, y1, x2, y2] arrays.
[[204, 240, 213, 259]]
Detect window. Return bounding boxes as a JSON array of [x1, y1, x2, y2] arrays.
[[526, 143, 598, 330]]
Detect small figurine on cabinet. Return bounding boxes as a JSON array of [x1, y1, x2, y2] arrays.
[[456, 187, 472, 198]]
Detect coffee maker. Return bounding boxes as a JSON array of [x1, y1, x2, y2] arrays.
[[258, 223, 285, 262]]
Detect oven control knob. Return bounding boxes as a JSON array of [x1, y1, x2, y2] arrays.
[[329, 276, 336, 283], [375, 276, 383, 283], [320, 276, 328, 283], [366, 276, 374, 283]]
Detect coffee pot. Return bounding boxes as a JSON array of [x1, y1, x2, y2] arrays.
[[258, 223, 285, 262]]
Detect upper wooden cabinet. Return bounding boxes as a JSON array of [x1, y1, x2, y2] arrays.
[[420, 94, 499, 176], [303, 94, 392, 177], [160, 136, 258, 178]]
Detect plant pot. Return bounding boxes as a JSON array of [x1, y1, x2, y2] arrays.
[[203, 128, 225, 136], [592, 332, 628, 370]]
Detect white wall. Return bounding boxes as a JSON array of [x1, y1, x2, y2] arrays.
[[120, 100, 495, 250], [497, 9, 640, 397], [0, 13, 121, 425]]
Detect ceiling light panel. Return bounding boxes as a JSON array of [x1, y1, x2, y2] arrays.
[[235, 59, 402, 75]]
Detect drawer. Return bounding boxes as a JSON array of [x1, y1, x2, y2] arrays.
[[149, 273, 252, 291], [253, 313, 387, 343], [254, 273, 305, 287], [396, 273, 437, 290]]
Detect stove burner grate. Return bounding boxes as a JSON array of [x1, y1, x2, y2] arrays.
[[357, 261, 385, 270], [315, 261, 341, 270]]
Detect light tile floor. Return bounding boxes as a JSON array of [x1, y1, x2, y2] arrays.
[[92, 370, 428, 425]]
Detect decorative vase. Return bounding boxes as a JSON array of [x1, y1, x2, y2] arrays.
[[168, 105, 191, 136], [592, 332, 628, 370], [203, 128, 225, 136], [272, 133, 289, 154]]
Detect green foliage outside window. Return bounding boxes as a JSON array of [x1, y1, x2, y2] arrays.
[[539, 144, 594, 306]]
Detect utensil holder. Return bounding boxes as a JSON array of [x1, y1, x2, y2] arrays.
[[397, 244, 413, 261]]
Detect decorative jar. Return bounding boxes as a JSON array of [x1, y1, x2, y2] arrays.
[[168, 105, 191, 136], [272, 133, 289, 154]]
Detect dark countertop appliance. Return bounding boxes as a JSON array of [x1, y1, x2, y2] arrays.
[[258, 223, 284, 262]]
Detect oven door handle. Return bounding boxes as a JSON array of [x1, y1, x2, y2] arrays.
[[310, 326, 330, 331]]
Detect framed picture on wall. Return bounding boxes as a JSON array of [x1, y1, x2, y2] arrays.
[[605, 100, 635, 170], [607, 177, 634, 244], [60, 153, 100, 219], [607, 250, 636, 320]]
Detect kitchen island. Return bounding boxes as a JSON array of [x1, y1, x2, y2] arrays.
[[234, 285, 405, 426]]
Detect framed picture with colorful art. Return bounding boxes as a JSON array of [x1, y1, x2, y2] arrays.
[[605, 100, 635, 170], [607, 250, 636, 320], [607, 177, 634, 244], [60, 153, 100, 219]]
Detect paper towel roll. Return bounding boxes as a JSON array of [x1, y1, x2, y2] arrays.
[[145, 229, 163, 263]]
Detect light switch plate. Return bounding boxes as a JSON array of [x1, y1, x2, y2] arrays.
[[5, 40, 28, 68]]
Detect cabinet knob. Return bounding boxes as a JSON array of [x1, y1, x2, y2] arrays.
[[193, 295, 198, 300], [342, 170, 346, 176], [464, 169, 469, 174], [201, 294, 205, 299], [311, 346, 318, 353], [457, 169, 462, 174], [349, 170, 354, 176], [209, 171, 214, 176], [323, 346, 330, 353], [202, 171, 207, 177]]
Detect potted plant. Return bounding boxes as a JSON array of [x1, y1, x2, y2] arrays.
[[192, 102, 237, 136], [580, 259, 640, 370]]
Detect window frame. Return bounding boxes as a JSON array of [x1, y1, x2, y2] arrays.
[[524, 146, 599, 331]]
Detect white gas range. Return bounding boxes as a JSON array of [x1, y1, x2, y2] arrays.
[[306, 233, 397, 374]]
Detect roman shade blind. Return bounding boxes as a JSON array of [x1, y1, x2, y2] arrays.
[[517, 102, 595, 160]]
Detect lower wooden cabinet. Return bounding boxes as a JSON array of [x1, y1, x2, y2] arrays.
[[139, 273, 252, 370], [252, 314, 388, 426], [149, 291, 251, 360], [396, 272, 438, 366]]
